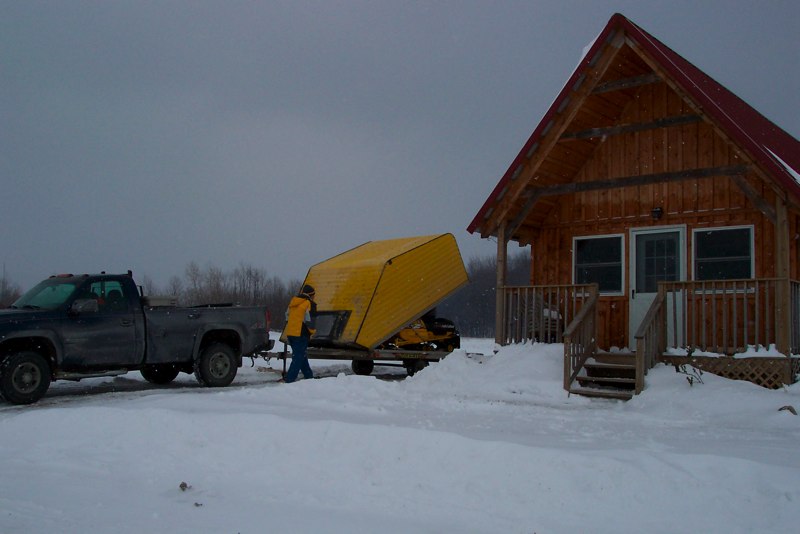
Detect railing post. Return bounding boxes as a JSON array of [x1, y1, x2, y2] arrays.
[[495, 223, 508, 346], [776, 197, 791, 357], [563, 333, 572, 391], [592, 284, 598, 347], [657, 284, 667, 358], [634, 284, 670, 394], [791, 281, 799, 355], [635, 335, 644, 394], [777, 278, 791, 357], [562, 285, 598, 393]]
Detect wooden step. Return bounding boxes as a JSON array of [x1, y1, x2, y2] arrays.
[[576, 375, 635, 392], [591, 354, 635, 367], [583, 361, 636, 384], [577, 375, 636, 385], [568, 386, 634, 401], [584, 361, 635, 371]]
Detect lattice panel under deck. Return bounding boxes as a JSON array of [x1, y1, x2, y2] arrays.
[[659, 356, 798, 389]]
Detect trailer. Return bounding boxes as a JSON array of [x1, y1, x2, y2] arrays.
[[275, 233, 469, 376]]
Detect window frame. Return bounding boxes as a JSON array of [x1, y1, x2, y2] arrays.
[[572, 233, 625, 296], [692, 225, 755, 282]]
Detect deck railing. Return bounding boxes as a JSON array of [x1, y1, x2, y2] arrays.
[[499, 284, 597, 345], [657, 278, 795, 355], [562, 286, 599, 391], [791, 281, 800, 355], [500, 278, 799, 395], [633, 290, 667, 393]]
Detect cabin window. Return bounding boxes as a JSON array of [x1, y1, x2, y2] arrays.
[[573, 235, 624, 294], [693, 227, 754, 280]]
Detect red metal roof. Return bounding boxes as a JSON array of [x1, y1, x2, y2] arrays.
[[468, 13, 800, 235]]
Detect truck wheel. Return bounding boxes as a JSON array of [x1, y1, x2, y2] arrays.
[[141, 364, 180, 385], [351, 359, 374, 376], [404, 359, 428, 377], [194, 343, 237, 387], [0, 352, 51, 405]]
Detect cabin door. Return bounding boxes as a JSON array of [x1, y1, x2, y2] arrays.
[[628, 227, 685, 350]]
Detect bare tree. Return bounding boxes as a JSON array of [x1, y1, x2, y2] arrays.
[[166, 276, 184, 303], [184, 261, 203, 304], [231, 262, 268, 305], [0, 269, 22, 307], [203, 265, 228, 304], [139, 274, 160, 296], [269, 277, 304, 329], [171, 262, 297, 330]]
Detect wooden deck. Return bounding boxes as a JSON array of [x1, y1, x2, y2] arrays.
[[501, 279, 800, 399]]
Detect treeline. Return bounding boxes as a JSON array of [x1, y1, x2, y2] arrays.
[[141, 261, 305, 330], [1, 253, 531, 337]]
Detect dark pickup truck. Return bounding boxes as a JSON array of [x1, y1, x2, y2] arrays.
[[0, 272, 273, 404]]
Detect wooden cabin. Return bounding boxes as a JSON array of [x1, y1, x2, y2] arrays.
[[467, 13, 800, 399]]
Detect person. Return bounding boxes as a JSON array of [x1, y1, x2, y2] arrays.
[[283, 284, 317, 383]]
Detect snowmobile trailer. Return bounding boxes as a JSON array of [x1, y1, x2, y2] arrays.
[[278, 233, 469, 376]]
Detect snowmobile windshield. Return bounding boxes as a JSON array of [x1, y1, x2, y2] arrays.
[[311, 311, 350, 342]]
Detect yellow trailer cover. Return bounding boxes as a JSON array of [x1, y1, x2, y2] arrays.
[[301, 234, 468, 350]]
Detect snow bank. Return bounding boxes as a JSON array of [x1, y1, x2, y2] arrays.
[[1, 340, 799, 533]]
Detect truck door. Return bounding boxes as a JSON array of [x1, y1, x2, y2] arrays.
[[60, 279, 142, 368]]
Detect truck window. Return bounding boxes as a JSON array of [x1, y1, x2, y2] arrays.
[[12, 280, 78, 310], [87, 280, 130, 312]]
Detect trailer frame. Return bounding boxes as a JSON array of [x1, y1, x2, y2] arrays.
[[262, 343, 448, 377]]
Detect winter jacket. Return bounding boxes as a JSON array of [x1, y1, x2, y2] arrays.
[[284, 294, 316, 338]]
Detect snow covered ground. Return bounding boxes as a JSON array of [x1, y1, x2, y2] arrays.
[[2, 337, 799, 533]]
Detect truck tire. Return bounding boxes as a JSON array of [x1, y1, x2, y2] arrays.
[[403, 359, 428, 377], [0, 351, 51, 405], [194, 343, 237, 387], [351, 359, 374, 376], [141, 364, 180, 385]]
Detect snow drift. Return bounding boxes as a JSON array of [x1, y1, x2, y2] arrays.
[[1, 339, 799, 533]]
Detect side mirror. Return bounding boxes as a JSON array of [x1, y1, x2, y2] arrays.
[[71, 299, 99, 314]]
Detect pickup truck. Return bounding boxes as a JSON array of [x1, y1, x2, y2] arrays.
[[0, 272, 273, 405]]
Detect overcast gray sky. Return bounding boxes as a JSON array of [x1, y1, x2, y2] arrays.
[[2, 0, 798, 291]]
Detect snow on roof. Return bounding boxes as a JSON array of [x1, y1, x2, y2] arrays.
[[768, 148, 800, 187]]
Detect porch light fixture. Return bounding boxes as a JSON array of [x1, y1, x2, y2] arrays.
[[651, 207, 664, 220]]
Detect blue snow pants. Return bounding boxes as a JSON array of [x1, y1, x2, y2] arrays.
[[286, 335, 314, 383]]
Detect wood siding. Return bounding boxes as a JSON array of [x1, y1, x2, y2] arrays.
[[528, 81, 799, 349]]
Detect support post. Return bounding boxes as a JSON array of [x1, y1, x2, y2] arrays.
[[775, 196, 791, 358], [495, 223, 508, 346]]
